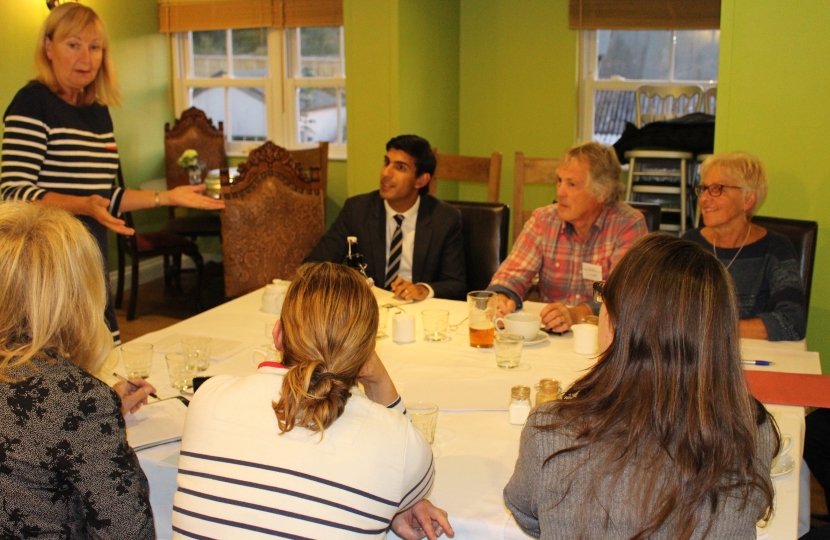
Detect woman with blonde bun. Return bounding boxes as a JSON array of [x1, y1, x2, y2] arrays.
[[174, 262, 454, 540]]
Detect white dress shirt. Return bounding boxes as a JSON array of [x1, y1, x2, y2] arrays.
[[384, 198, 434, 298]]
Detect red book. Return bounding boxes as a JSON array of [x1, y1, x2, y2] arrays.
[[745, 371, 830, 408]]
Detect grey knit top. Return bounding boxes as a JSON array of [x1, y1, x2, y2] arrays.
[[505, 404, 776, 539]]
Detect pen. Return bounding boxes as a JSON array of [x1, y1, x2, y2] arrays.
[[113, 373, 159, 400], [741, 360, 775, 366]]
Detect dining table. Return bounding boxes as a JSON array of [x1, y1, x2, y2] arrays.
[[111, 286, 821, 540]]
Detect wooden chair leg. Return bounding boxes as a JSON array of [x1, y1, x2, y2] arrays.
[[127, 254, 140, 321], [115, 240, 126, 309]]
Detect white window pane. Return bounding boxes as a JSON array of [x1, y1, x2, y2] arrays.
[[297, 88, 338, 143], [597, 30, 671, 80], [593, 90, 635, 145], [190, 87, 226, 127], [298, 27, 342, 78], [674, 30, 719, 81], [229, 87, 266, 142], [192, 30, 228, 78], [231, 28, 268, 78]]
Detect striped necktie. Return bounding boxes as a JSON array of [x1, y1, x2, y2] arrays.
[[384, 214, 404, 289]]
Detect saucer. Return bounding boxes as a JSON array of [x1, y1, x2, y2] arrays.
[[524, 332, 550, 346], [771, 454, 795, 477]]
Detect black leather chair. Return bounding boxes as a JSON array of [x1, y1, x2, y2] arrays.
[[751, 215, 818, 317], [446, 201, 510, 292], [628, 201, 662, 233]]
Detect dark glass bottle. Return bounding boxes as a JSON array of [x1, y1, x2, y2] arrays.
[[345, 236, 374, 287]]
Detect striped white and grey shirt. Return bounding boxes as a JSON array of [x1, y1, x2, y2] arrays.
[[173, 365, 435, 539], [2, 81, 125, 342]]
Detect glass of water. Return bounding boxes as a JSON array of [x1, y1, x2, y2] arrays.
[[407, 401, 439, 444], [495, 333, 524, 369]]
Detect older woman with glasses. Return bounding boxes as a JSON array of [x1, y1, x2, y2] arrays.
[[504, 234, 778, 539], [682, 152, 806, 341]]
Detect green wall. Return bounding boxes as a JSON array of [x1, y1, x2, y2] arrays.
[[717, 0, 830, 371], [458, 0, 577, 213], [344, 0, 460, 198]]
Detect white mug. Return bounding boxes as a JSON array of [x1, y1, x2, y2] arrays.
[[392, 313, 416, 344], [572, 323, 599, 355], [261, 283, 288, 315], [495, 312, 541, 342]]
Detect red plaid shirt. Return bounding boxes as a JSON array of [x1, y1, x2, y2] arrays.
[[489, 202, 647, 310]]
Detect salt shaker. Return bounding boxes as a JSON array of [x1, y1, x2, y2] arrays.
[[534, 378, 561, 407], [508, 385, 532, 425]]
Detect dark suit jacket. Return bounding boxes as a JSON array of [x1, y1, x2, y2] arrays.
[[305, 191, 466, 300]]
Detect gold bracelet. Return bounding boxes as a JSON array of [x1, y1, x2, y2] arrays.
[[154, 191, 160, 208]]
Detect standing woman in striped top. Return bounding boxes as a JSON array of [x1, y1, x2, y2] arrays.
[[1, 3, 224, 343]]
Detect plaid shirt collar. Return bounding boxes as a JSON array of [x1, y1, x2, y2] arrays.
[[560, 203, 613, 239]]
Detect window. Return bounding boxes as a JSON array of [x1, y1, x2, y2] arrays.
[[172, 26, 346, 157], [579, 30, 719, 145]]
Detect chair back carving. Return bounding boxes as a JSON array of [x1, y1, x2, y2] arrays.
[[512, 152, 561, 241], [431, 150, 502, 203], [220, 141, 325, 297], [164, 107, 227, 194]]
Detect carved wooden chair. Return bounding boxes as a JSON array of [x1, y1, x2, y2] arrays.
[[430, 150, 502, 202], [163, 107, 226, 240], [289, 142, 328, 212], [220, 141, 326, 297]]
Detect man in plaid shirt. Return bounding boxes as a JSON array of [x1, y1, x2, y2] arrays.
[[488, 142, 647, 332]]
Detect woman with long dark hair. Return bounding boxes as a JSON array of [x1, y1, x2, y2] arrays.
[[504, 234, 778, 539]]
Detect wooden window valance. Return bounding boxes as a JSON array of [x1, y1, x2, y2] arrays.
[[158, 0, 343, 33], [569, 0, 721, 30]]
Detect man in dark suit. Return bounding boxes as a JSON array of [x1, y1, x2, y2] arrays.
[[305, 135, 466, 300]]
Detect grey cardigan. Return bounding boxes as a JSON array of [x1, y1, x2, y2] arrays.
[[504, 404, 776, 539]]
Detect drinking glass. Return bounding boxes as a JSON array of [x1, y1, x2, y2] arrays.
[[494, 333, 524, 369], [467, 291, 497, 348], [422, 309, 450, 342], [407, 401, 439, 444], [121, 342, 153, 378], [182, 336, 212, 372], [165, 353, 196, 392]]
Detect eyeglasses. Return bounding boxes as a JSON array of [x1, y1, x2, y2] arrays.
[[592, 281, 605, 304], [693, 183, 743, 197]]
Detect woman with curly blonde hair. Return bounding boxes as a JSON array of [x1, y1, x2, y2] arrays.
[[174, 262, 453, 540]]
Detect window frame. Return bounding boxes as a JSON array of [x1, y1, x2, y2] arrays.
[[578, 29, 717, 144], [170, 27, 346, 159]]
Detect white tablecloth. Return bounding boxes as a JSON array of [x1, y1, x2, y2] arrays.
[[118, 287, 820, 540]]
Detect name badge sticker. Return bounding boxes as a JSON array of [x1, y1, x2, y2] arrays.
[[582, 262, 603, 282]]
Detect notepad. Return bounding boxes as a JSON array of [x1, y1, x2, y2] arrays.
[[125, 397, 189, 451], [745, 371, 830, 408]]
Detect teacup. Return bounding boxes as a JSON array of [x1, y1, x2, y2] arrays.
[[776, 433, 794, 458], [495, 312, 541, 342]]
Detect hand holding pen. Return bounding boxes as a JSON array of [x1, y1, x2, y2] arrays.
[[112, 373, 158, 415]]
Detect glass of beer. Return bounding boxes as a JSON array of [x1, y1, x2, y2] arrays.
[[467, 291, 497, 348]]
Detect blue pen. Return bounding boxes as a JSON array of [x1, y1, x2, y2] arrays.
[[741, 360, 775, 366]]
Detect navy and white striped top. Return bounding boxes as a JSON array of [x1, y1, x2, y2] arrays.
[[173, 366, 435, 539], [2, 81, 125, 342]]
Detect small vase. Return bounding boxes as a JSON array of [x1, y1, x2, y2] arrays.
[[187, 160, 206, 185]]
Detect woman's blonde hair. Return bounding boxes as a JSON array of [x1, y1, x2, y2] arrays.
[[34, 2, 121, 107], [700, 151, 768, 217], [0, 203, 113, 382], [274, 262, 379, 434]]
